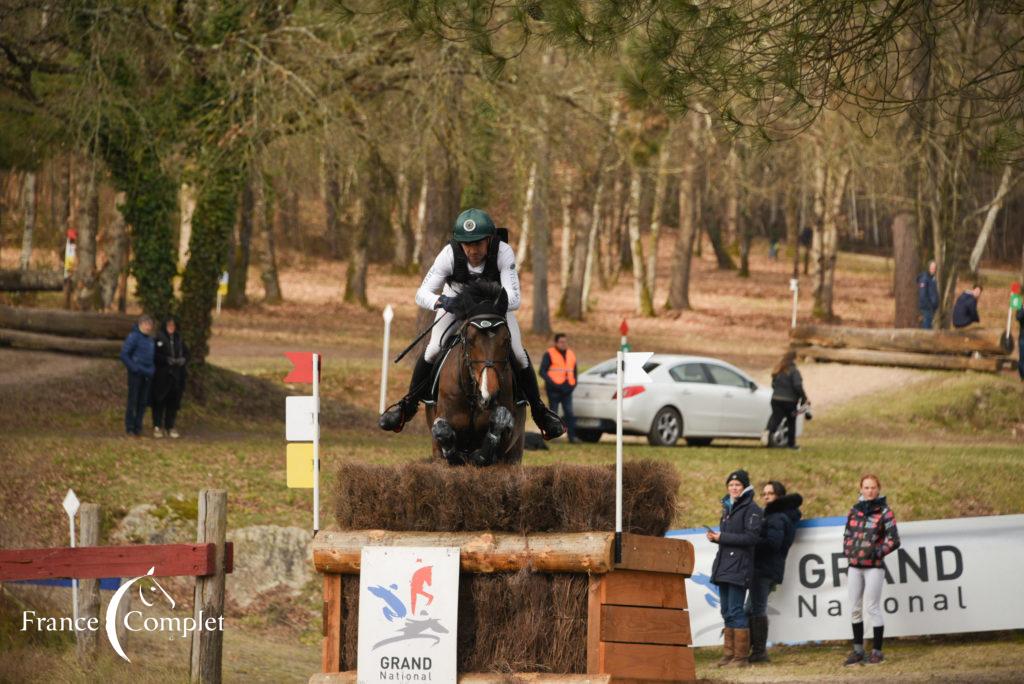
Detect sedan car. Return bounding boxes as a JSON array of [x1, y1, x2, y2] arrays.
[[571, 354, 800, 446]]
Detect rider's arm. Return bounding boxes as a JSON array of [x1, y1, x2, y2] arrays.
[[415, 245, 454, 311], [498, 242, 522, 312]]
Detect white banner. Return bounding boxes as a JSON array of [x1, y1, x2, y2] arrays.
[[669, 514, 1024, 646], [358, 547, 460, 684]]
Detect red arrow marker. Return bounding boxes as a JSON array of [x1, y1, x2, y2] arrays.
[[284, 352, 319, 384]]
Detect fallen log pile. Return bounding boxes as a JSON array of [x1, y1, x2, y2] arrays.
[[0, 269, 64, 291], [0, 304, 133, 357], [791, 324, 1016, 372]]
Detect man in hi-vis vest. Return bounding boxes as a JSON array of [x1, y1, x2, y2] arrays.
[[539, 333, 579, 442]]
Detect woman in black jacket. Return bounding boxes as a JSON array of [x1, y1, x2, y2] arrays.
[[763, 351, 808, 449], [746, 481, 803, 663], [707, 469, 763, 668], [152, 317, 189, 438]]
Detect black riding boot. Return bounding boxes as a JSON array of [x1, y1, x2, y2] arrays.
[[749, 615, 770, 663], [379, 355, 434, 432], [516, 365, 566, 440]]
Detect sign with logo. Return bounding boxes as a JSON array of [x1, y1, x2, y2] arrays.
[[670, 514, 1024, 646], [358, 547, 459, 684]]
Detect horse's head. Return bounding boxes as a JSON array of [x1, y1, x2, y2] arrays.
[[463, 316, 511, 410]]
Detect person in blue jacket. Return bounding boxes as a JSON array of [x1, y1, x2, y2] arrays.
[[746, 481, 803, 663], [916, 260, 940, 329], [952, 285, 983, 328], [120, 315, 156, 436], [707, 469, 763, 668]]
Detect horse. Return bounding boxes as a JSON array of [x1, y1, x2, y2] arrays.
[[425, 280, 526, 466]]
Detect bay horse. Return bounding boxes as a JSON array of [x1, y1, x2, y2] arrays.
[[425, 281, 526, 466]]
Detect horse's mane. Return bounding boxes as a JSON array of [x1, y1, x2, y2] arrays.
[[453, 280, 509, 319]]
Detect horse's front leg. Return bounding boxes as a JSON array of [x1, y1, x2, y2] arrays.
[[469, 405, 514, 467], [431, 417, 459, 464]]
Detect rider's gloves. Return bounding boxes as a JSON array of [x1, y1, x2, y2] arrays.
[[436, 295, 457, 313]]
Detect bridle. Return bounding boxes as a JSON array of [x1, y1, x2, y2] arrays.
[[456, 314, 511, 418]]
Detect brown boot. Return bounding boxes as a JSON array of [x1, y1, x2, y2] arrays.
[[716, 628, 734, 667], [725, 628, 751, 668]]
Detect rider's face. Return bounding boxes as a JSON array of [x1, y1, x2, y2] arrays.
[[461, 238, 490, 267]]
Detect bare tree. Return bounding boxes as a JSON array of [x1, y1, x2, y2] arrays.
[[19, 172, 36, 270], [98, 191, 129, 310]]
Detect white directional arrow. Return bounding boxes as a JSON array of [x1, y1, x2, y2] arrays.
[[62, 489, 80, 519], [623, 352, 654, 385]]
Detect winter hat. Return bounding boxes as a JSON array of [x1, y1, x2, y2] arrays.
[[726, 469, 750, 488]]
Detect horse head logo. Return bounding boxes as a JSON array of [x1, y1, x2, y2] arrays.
[[104, 566, 175, 662]]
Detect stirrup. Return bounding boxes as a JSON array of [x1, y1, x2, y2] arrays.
[[535, 408, 566, 441], [379, 399, 415, 433]]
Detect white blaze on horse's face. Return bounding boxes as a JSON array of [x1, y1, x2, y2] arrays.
[[479, 367, 491, 407]]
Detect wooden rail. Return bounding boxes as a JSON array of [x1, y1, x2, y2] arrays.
[[0, 542, 234, 581]]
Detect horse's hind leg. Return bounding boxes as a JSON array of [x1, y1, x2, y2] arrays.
[[431, 418, 459, 464], [470, 406, 514, 467]]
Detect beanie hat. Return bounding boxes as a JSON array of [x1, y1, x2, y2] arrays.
[[726, 469, 750, 488]]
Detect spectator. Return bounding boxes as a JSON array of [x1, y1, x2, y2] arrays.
[[152, 316, 189, 439], [539, 333, 579, 442], [768, 237, 779, 261], [707, 469, 763, 669], [120, 314, 155, 437], [747, 481, 803, 664], [917, 260, 940, 329], [763, 351, 808, 449], [843, 474, 900, 666], [952, 284, 983, 328]]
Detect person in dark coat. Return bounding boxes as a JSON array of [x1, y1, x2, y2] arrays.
[[843, 474, 900, 667], [916, 260, 940, 329], [120, 315, 156, 436], [746, 481, 803, 663], [152, 317, 189, 438], [763, 351, 808, 449], [952, 285, 983, 328], [707, 469, 763, 669]]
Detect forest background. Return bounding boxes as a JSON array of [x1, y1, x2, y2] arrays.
[[1, 0, 1023, 364]]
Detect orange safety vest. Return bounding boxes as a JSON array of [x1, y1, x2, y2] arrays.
[[546, 347, 577, 386]]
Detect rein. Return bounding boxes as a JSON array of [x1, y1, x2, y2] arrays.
[[455, 314, 511, 424]]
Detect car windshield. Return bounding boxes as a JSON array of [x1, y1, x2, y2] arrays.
[[586, 359, 660, 377]]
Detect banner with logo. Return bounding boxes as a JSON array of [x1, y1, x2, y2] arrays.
[[358, 547, 459, 684], [669, 514, 1024, 646]]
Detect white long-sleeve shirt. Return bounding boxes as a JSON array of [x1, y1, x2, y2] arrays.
[[415, 242, 522, 312]]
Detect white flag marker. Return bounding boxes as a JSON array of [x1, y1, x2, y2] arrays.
[[790, 278, 799, 329], [615, 351, 653, 562], [62, 489, 80, 626], [380, 305, 394, 414]]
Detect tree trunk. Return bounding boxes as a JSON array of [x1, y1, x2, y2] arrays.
[[0, 328, 122, 357], [724, 145, 739, 248], [344, 194, 368, 307], [412, 167, 428, 268], [256, 172, 283, 304], [0, 269, 64, 291], [666, 112, 701, 311], [416, 137, 461, 331], [73, 163, 99, 311], [791, 323, 1005, 355], [811, 142, 850, 322], [98, 192, 129, 310], [324, 149, 345, 259], [559, 173, 573, 289], [626, 168, 655, 316], [706, 208, 736, 270], [19, 172, 36, 270], [797, 345, 1002, 372], [178, 183, 196, 271], [0, 304, 134, 338], [967, 164, 1013, 275], [785, 186, 799, 279], [892, 212, 920, 328], [225, 176, 254, 308], [530, 154, 552, 335], [580, 109, 620, 313], [517, 162, 536, 271], [645, 129, 673, 299], [558, 194, 589, 321], [392, 166, 416, 272]]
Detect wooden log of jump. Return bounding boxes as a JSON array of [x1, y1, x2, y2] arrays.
[[791, 324, 1004, 355], [310, 674, 612, 683], [797, 345, 1002, 372], [0, 269, 64, 291], [313, 530, 616, 575], [0, 328, 123, 357], [0, 304, 135, 339]]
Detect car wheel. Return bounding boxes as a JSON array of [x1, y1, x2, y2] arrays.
[[685, 437, 713, 447], [575, 429, 602, 443], [647, 407, 682, 447]]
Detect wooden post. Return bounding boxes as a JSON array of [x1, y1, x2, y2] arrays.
[[190, 490, 227, 684], [322, 574, 344, 672], [76, 503, 101, 662]]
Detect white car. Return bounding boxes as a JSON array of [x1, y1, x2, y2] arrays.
[[572, 354, 798, 446]]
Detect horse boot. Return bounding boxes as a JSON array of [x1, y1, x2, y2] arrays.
[[516, 365, 566, 440], [379, 355, 435, 432]]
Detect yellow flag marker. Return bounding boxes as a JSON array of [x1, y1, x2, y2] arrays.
[[286, 443, 314, 489]]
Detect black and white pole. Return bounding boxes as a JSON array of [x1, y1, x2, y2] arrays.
[[62, 489, 80, 624], [312, 353, 320, 534], [790, 278, 799, 329], [380, 305, 394, 414]]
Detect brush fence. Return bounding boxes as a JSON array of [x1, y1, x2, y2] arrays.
[[311, 530, 696, 683]]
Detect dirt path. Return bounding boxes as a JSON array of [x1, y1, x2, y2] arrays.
[[795, 362, 933, 413], [0, 348, 107, 389]]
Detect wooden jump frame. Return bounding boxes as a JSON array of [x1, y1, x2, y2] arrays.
[[311, 530, 696, 683], [0, 490, 231, 684]]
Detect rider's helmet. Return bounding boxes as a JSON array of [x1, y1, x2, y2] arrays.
[[453, 208, 496, 242]]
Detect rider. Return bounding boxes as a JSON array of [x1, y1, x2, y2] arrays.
[[378, 208, 566, 440]]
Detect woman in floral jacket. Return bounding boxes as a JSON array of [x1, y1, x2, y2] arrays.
[[843, 474, 900, 666]]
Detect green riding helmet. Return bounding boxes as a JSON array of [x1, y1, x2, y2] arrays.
[[453, 208, 496, 243]]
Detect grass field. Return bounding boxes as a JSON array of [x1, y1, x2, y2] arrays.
[[2, 243, 1022, 682]]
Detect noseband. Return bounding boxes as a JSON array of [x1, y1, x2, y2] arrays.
[[457, 314, 510, 413]]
